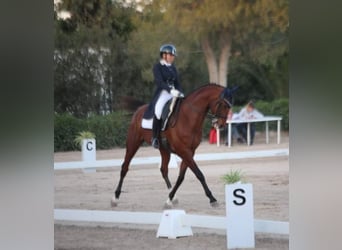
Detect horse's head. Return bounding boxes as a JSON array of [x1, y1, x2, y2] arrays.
[[211, 86, 239, 129]]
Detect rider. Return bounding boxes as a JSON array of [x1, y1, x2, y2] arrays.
[[148, 44, 184, 149]]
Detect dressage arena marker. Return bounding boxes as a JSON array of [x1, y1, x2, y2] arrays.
[[81, 138, 96, 173], [226, 182, 254, 249], [82, 138, 96, 162], [54, 148, 288, 171]]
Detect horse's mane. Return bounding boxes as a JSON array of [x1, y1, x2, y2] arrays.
[[184, 83, 224, 99]]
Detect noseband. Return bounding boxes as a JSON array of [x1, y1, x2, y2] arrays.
[[212, 97, 232, 120]]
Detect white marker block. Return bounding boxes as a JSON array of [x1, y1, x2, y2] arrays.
[[82, 139, 96, 162], [156, 210, 193, 239], [226, 183, 255, 249]]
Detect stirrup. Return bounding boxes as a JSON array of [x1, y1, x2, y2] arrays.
[[152, 138, 159, 149]]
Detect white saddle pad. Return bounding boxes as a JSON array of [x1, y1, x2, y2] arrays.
[[141, 118, 153, 130], [142, 118, 168, 131]]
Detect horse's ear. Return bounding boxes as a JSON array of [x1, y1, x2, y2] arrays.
[[223, 86, 238, 96], [230, 85, 239, 93], [221, 88, 230, 99]]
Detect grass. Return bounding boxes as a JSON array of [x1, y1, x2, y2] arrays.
[[74, 131, 96, 148], [221, 169, 246, 184]]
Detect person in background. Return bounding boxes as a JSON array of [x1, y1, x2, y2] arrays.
[[224, 109, 244, 145], [236, 101, 264, 145]]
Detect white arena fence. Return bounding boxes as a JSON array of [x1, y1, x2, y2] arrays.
[[54, 149, 288, 171], [54, 148, 289, 245], [54, 208, 289, 235]]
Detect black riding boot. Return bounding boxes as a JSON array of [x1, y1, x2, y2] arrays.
[[152, 116, 162, 149]]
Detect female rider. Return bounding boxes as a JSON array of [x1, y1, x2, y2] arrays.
[[144, 44, 184, 149]]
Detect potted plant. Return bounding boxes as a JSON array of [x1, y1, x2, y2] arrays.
[[221, 169, 246, 185], [74, 131, 96, 161]]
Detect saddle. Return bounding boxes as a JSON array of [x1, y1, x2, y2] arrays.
[[141, 97, 182, 131]]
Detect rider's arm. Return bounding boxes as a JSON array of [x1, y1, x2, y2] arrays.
[[173, 66, 183, 92]]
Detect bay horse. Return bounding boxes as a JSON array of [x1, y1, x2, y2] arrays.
[[112, 84, 237, 208]]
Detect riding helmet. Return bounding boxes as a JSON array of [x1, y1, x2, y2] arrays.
[[160, 44, 177, 57]]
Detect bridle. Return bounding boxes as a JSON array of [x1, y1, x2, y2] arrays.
[[211, 89, 233, 127], [184, 87, 236, 122], [210, 93, 233, 120]]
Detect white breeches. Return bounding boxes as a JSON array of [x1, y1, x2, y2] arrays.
[[155, 90, 173, 119]]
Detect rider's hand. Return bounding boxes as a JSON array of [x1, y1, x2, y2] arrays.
[[170, 89, 184, 98]]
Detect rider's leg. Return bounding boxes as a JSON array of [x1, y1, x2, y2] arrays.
[[152, 116, 162, 148], [152, 90, 172, 148]]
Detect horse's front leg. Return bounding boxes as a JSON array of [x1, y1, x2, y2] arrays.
[[111, 162, 129, 207], [188, 161, 218, 207], [111, 137, 143, 207]]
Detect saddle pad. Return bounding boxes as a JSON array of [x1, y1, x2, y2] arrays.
[[141, 118, 153, 130], [141, 118, 167, 131], [141, 98, 180, 131]]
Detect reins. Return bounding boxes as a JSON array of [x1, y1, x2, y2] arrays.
[[183, 97, 231, 121], [169, 84, 234, 127]]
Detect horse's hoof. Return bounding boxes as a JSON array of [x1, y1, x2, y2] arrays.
[[111, 197, 118, 207], [210, 201, 219, 208], [164, 203, 173, 209], [164, 198, 173, 209], [172, 197, 179, 205]]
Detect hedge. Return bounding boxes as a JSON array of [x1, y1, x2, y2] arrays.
[[54, 111, 130, 152], [54, 113, 87, 152], [254, 98, 289, 131], [54, 98, 288, 152]]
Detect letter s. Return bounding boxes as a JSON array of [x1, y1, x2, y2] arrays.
[[233, 188, 246, 206]]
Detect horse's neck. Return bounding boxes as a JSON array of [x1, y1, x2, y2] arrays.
[[185, 86, 221, 113]]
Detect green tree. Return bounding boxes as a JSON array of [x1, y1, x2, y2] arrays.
[[145, 0, 288, 87], [126, 6, 209, 96], [54, 48, 104, 117], [54, 0, 142, 116]]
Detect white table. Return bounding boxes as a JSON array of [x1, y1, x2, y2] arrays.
[[216, 116, 282, 147]]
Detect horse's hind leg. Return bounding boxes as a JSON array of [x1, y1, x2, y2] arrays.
[[160, 148, 182, 206], [111, 137, 143, 207], [165, 160, 187, 208]]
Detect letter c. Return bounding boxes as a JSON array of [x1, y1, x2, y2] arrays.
[[86, 141, 93, 151]]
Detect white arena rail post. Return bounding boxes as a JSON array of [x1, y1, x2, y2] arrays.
[[226, 182, 255, 249]]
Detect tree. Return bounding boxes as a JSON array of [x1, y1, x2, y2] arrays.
[[126, 4, 209, 95], [148, 0, 289, 87], [54, 0, 143, 116]]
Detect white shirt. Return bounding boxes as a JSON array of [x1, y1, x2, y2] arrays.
[[237, 107, 264, 120], [160, 59, 172, 66]]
